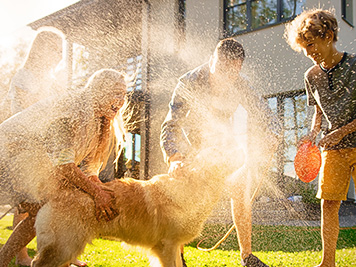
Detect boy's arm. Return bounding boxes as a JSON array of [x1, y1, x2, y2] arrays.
[[319, 114, 356, 149], [300, 74, 322, 146], [309, 105, 323, 142], [298, 105, 322, 147]]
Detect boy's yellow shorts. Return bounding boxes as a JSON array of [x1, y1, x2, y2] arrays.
[[317, 147, 356, 201]]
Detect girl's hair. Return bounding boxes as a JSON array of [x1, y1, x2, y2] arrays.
[[284, 8, 338, 52], [25, 26, 64, 67], [85, 69, 128, 172]]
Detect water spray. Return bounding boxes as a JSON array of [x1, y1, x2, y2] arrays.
[[196, 157, 273, 252]]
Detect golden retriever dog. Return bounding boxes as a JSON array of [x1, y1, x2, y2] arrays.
[[31, 147, 244, 267]]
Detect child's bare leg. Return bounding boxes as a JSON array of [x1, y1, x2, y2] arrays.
[[0, 204, 38, 267], [318, 199, 341, 267], [13, 209, 33, 266]]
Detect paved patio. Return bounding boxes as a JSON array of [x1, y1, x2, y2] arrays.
[[207, 196, 356, 228], [2, 201, 356, 228]]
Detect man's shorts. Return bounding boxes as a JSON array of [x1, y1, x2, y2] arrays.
[[317, 147, 356, 201]]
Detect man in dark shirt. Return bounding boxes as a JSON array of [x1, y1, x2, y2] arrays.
[[161, 38, 280, 267]]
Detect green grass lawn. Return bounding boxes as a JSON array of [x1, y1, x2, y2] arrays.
[[1, 215, 356, 266]]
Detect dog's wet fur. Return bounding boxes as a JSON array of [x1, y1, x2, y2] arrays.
[[31, 148, 244, 267]]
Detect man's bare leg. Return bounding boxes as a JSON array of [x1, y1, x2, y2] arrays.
[[230, 182, 252, 260]]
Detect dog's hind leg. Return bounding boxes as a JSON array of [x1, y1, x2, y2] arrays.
[[31, 244, 71, 267], [32, 229, 89, 267], [32, 203, 90, 267], [150, 240, 183, 267]]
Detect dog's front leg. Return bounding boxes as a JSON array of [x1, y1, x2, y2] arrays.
[[150, 240, 183, 267]]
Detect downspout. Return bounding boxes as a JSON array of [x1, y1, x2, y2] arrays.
[[142, 0, 151, 180]]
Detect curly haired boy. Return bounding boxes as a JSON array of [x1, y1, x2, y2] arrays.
[[285, 9, 356, 267]]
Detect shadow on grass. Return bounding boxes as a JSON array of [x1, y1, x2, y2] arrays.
[[187, 223, 356, 252]]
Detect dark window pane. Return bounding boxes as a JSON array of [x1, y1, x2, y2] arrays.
[[282, 0, 306, 19], [342, 0, 353, 25], [224, 0, 306, 35], [226, 0, 246, 8], [251, 0, 277, 29], [226, 4, 247, 33]]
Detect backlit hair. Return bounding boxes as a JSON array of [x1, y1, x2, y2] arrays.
[[284, 8, 338, 52], [25, 26, 65, 67], [84, 69, 128, 171]]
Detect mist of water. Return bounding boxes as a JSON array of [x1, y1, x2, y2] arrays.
[[0, 0, 333, 259]]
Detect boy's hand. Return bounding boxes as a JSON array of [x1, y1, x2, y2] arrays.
[[319, 129, 344, 149], [297, 132, 316, 148]]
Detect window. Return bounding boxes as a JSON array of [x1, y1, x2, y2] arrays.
[[177, 0, 186, 36], [175, 0, 186, 48], [72, 43, 90, 86], [94, 54, 144, 180], [267, 91, 309, 178], [342, 0, 354, 27], [126, 55, 143, 91], [115, 90, 146, 179], [224, 0, 305, 36], [123, 133, 141, 178], [118, 54, 144, 179]]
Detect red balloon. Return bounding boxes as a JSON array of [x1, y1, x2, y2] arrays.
[[294, 141, 321, 183]]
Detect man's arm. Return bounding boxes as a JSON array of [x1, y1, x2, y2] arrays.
[[160, 80, 189, 164]]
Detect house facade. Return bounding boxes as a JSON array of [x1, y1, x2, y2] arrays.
[[29, 0, 356, 198]]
